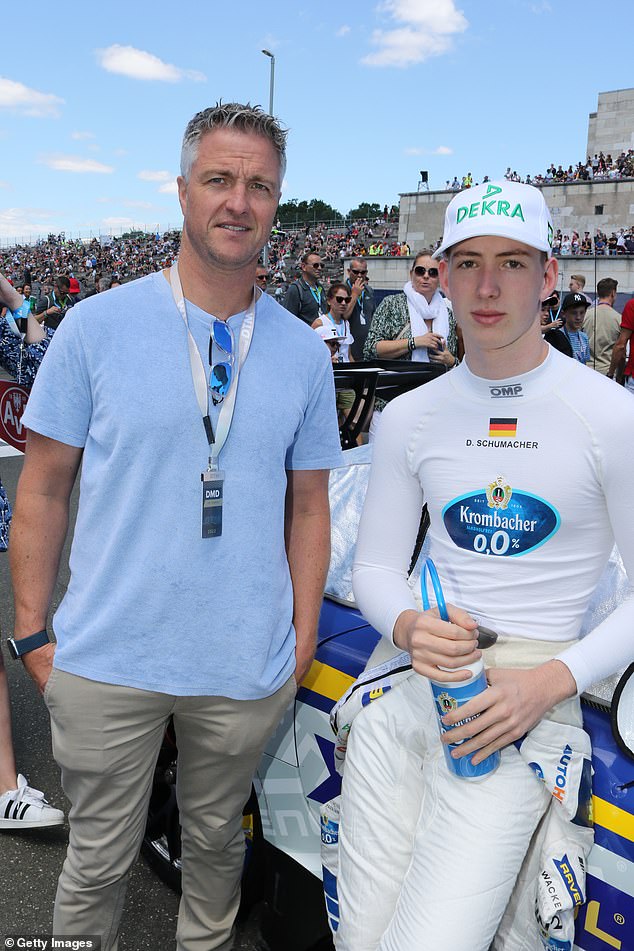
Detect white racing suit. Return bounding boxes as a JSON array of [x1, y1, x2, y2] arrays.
[[325, 644, 593, 951]]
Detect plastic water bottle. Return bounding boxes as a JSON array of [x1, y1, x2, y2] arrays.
[[429, 658, 500, 779], [422, 558, 500, 780], [320, 796, 341, 934]]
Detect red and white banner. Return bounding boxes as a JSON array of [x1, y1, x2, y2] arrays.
[[0, 381, 30, 452]]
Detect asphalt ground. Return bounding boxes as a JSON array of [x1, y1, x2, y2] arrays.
[[0, 448, 263, 950]]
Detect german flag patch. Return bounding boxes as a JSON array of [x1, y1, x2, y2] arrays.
[[489, 418, 517, 438]]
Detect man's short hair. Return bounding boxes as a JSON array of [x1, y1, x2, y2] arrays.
[[56, 276, 70, 292], [180, 102, 288, 183], [570, 274, 586, 288], [301, 251, 321, 266], [597, 278, 618, 298]]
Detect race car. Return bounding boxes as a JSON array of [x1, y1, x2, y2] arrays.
[[143, 404, 634, 951]]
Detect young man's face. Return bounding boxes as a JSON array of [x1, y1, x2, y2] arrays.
[[569, 278, 583, 293], [439, 236, 558, 360], [564, 305, 587, 331]]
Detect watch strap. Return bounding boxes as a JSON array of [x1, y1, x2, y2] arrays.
[[8, 629, 50, 659]]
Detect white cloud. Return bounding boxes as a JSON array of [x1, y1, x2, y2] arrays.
[[123, 199, 155, 209], [363, 0, 468, 67], [0, 207, 55, 240], [404, 144, 453, 156], [101, 216, 136, 229], [336, 25, 351, 37], [530, 1, 552, 12], [0, 77, 64, 117], [39, 155, 114, 174], [138, 169, 172, 182], [158, 181, 178, 194], [71, 131, 96, 140], [95, 45, 206, 82], [0, 180, 9, 189]]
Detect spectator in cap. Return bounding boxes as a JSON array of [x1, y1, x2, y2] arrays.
[[314, 323, 342, 364], [561, 293, 591, 364]]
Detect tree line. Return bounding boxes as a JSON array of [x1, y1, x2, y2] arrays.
[[276, 199, 399, 227]]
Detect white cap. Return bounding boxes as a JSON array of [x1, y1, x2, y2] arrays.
[[433, 181, 554, 258], [314, 324, 353, 345]]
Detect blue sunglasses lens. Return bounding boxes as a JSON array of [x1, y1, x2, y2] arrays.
[[209, 361, 232, 401], [213, 320, 232, 354]]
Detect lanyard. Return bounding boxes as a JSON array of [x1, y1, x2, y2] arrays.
[[307, 282, 323, 307], [169, 260, 258, 470]]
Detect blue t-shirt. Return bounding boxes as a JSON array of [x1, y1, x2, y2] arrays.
[[23, 272, 342, 698], [564, 328, 590, 364]]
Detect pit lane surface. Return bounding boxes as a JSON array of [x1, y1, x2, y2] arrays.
[[0, 450, 263, 950]]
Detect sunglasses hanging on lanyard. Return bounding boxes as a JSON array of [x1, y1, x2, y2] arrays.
[[169, 260, 258, 538]]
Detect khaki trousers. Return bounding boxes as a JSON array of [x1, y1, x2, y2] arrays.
[[45, 668, 296, 951]]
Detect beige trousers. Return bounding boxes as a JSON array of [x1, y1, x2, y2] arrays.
[[45, 668, 295, 951]]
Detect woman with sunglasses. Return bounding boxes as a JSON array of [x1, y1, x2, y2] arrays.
[[363, 252, 459, 368], [312, 283, 355, 363]]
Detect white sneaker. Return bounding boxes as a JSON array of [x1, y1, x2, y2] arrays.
[[0, 774, 64, 829]]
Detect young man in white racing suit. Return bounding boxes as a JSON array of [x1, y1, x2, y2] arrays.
[[335, 180, 634, 951]]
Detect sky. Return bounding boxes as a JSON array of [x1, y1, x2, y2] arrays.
[[1, 0, 633, 244]]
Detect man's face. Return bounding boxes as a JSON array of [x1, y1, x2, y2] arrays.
[[255, 267, 269, 288], [302, 255, 323, 285], [348, 261, 368, 285], [439, 236, 558, 358], [564, 305, 587, 331], [569, 278, 582, 293], [177, 128, 281, 274]]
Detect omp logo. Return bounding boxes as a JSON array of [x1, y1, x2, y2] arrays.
[[489, 384, 523, 398], [554, 854, 583, 907]]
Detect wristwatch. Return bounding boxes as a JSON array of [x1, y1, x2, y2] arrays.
[[7, 629, 50, 659]]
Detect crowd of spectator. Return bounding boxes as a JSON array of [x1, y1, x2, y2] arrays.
[[446, 150, 634, 193], [0, 231, 181, 300]]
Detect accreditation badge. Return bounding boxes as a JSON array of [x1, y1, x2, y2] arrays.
[[201, 470, 225, 538]]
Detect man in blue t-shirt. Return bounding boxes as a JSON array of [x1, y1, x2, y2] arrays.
[[9, 103, 341, 951]]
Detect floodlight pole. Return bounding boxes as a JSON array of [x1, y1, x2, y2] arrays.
[[261, 50, 276, 267], [262, 49, 275, 116]]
